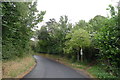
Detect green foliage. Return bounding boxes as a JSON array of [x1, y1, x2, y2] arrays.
[[64, 29, 90, 53], [95, 5, 120, 77], [2, 0, 120, 78], [2, 2, 45, 60], [88, 65, 117, 79], [74, 20, 88, 30], [89, 15, 107, 32], [36, 16, 72, 54], [30, 3, 120, 78]]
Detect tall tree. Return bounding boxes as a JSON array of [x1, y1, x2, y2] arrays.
[[36, 16, 72, 54], [64, 29, 90, 61], [2, 2, 45, 59]]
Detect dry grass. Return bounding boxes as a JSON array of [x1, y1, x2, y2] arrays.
[[2, 55, 36, 78]]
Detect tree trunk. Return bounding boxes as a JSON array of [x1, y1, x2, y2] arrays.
[[77, 51, 79, 61], [81, 54, 83, 62]]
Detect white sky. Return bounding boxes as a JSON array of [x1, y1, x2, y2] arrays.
[[36, 0, 119, 27]]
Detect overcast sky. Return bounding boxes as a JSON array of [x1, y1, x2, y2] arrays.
[[36, 0, 119, 27]]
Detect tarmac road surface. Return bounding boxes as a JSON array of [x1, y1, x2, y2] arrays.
[[22, 55, 92, 80]]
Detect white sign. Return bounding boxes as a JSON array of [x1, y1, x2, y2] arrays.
[[80, 48, 83, 55]]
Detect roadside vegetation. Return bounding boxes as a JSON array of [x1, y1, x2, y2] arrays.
[[2, 1, 45, 78], [2, 55, 35, 78], [37, 53, 117, 79], [33, 3, 120, 79], [1, 0, 120, 79]]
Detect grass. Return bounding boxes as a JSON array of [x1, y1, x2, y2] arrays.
[[36, 53, 117, 79], [2, 55, 36, 78], [87, 65, 117, 79]]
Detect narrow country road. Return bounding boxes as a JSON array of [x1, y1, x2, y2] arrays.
[[22, 55, 92, 79]]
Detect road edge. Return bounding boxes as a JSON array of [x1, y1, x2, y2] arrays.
[[17, 56, 37, 79], [37, 54, 95, 79]]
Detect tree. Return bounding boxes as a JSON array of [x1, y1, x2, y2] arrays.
[[95, 5, 120, 76], [74, 20, 88, 30], [36, 16, 72, 54], [2, 2, 45, 60], [64, 29, 90, 61]]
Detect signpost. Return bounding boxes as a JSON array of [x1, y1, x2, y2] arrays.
[[80, 48, 83, 62]]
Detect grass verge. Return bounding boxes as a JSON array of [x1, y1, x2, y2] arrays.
[[36, 53, 117, 79], [2, 55, 36, 78]]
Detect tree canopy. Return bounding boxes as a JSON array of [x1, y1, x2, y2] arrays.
[[2, 2, 45, 59], [2, 1, 120, 78]]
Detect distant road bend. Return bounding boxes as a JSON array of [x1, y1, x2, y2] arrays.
[[22, 55, 92, 79]]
